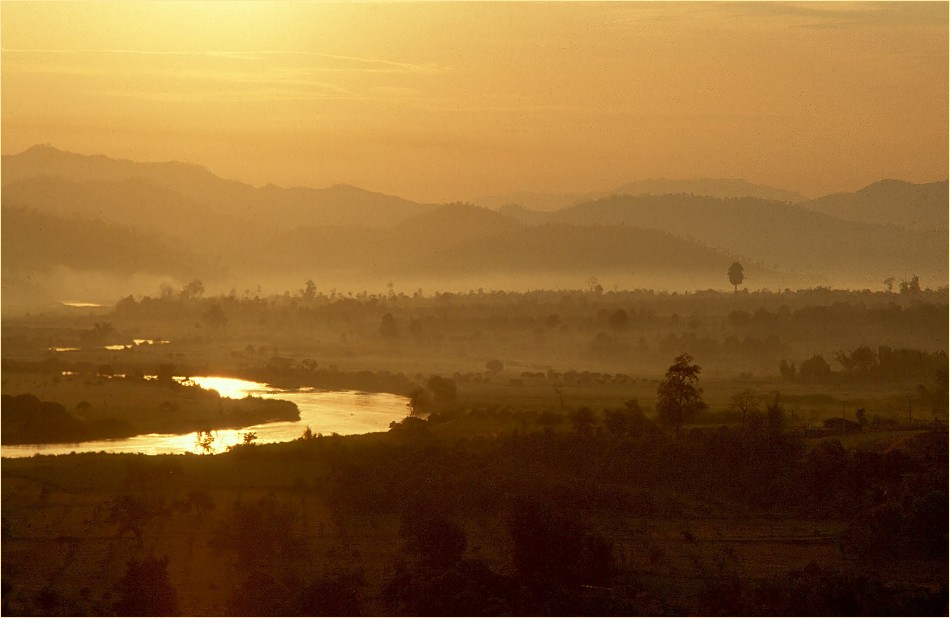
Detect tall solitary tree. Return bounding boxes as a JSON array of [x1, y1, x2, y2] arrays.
[[728, 262, 745, 293], [656, 353, 706, 436]]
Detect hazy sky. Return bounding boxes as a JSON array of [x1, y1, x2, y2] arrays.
[[2, 2, 947, 202]]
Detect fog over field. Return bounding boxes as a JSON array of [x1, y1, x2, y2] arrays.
[[1, 2, 947, 617]]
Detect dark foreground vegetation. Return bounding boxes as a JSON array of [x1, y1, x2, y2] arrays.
[[2, 415, 946, 616], [2, 285, 946, 615]]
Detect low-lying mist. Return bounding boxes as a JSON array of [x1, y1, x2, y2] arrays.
[[5, 265, 945, 318]]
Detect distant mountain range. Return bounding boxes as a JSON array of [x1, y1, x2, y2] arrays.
[[500, 194, 947, 278], [2, 145, 435, 231], [804, 179, 947, 232], [475, 178, 807, 210], [1, 145, 946, 309]]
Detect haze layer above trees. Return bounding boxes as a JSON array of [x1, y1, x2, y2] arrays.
[[2, 145, 946, 312]]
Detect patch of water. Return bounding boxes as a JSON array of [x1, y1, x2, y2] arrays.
[[0, 377, 409, 458]]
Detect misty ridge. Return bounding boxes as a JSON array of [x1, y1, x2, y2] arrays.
[[1, 144, 946, 312]]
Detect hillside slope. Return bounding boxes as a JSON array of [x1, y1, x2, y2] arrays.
[[801, 179, 948, 232], [501, 194, 949, 282], [2, 145, 436, 231]]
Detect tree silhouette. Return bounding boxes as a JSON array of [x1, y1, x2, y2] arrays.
[[194, 430, 216, 455], [185, 488, 216, 519], [834, 346, 877, 377], [900, 274, 921, 294], [656, 353, 706, 436], [507, 496, 614, 590], [603, 408, 631, 438], [107, 495, 151, 544], [730, 389, 759, 424], [202, 302, 227, 331], [765, 393, 786, 434], [426, 375, 457, 406], [80, 321, 117, 346], [798, 354, 832, 381], [570, 407, 596, 437], [728, 262, 745, 293], [181, 279, 204, 300], [226, 570, 295, 616], [113, 554, 181, 616], [608, 308, 629, 330], [406, 388, 430, 417], [379, 313, 398, 337]]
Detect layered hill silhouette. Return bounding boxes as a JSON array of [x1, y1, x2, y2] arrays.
[[1, 207, 204, 277], [252, 203, 747, 282], [474, 177, 807, 210], [1, 144, 946, 309], [611, 178, 807, 203], [500, 194, 947, 279], [803, 179, 948, 232], [1, 145, 436, 232]]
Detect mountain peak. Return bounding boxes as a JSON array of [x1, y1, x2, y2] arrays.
[[3, 144, 221, 190], [21, 143, 63, 155], [858, 178, 914, 193]]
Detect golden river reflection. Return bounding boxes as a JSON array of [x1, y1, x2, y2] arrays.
[[1, 377, 409, 458]]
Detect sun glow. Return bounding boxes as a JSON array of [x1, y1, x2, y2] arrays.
[[2, 1, 947, 201], [184, 376, 275, 400]]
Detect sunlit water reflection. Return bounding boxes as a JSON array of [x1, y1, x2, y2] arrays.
[[47, 339, 170, 353], [1, 377, 409, 458]]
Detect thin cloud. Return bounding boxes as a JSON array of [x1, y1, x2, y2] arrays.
[[0, 48, 444, 74], [607, 2, 948, 31], [4, 62, 358, 95], [101, 88, 355, 104]]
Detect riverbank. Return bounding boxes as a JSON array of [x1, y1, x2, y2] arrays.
[[0, 372, 298, 445]]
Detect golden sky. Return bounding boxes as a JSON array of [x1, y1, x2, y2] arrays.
[[2, 1, 947, 202]]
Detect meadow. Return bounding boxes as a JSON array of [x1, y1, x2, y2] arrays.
[[1, 286, 946, 615]]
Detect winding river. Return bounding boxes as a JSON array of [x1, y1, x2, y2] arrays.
[[1, 377, 410, 458]]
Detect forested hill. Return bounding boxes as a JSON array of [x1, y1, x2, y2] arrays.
[[1, 145, 945, 312], [1, 207, 203, 277], [500, 193, 947, 284], [801, 179, 948, 232]]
